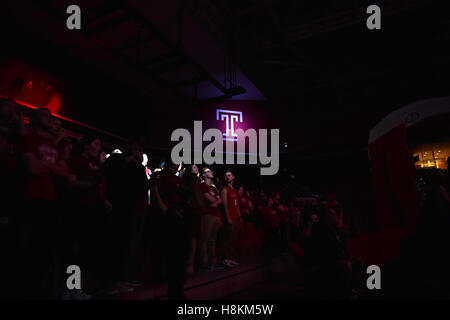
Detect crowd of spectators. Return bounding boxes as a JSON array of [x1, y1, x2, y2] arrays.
[[1, 98, 360, 300]]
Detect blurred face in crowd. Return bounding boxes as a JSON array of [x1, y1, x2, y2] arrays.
[[326, 208, 339, 226], [191, 164, 199, 175], [273, 192, 281, 204], [202, 168, 214, 180], [86, 138, 102, 159], [34, 108, 53, 130], [260, 190, 267, 199], [168, 162, 179, 175], [238, 186, 244, 196], [136, 149, 143, 164], [224, 171, 234, 184], [311, 213, 319, 224], [128, 143, 143, 163], [267, 198, 274, 207], [99, 151, 107, 164], [61, 140, 72, 161], [51, 118, 62, 137]]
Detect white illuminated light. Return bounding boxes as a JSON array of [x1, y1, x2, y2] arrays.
[[142, 153, 148, 167], [216, 109, 243, 141], [106, 154, 110, 158], [112, 149, 122, 154]]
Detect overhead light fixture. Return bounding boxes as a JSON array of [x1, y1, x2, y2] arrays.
[[226, 85, 247, 96]]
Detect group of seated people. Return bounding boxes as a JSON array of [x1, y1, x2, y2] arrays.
[[0, 98, 358, 300]]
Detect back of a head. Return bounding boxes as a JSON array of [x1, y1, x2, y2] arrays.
[[319, 206, 338, 227], [30, 107, 51, 129], [73, 135, 99, 156], [161, 156, 179, 176], [125, 141, 143, 156]]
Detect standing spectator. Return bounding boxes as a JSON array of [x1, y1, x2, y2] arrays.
[[199, 167, 222, 271], [67, 135, 111, 298], [238, 186, 254, 223], [121, 142, 149, 288], [262, 197, 281, 258], [104, 141, 149, 293], [253, 190, 268, 228], [19, 107, 68, 299], [237, 185, 256, 256], [153, 160, 190, 300], [306, 207, 352, 298], [220, 170, 242, 267]]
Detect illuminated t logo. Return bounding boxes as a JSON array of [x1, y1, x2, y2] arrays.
[[216, 109, 243, 141]]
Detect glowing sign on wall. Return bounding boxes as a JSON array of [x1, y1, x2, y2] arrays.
[[216, 109, 243, 141]]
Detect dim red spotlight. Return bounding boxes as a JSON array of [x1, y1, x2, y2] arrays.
[[7, 78, 62, 114]]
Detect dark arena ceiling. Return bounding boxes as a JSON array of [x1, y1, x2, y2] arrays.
[[1, 0, 449, 154]]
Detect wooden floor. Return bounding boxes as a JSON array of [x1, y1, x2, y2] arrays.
[[121, 253, 299, 300]]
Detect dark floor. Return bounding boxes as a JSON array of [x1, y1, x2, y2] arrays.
[[225, 270, 307, 300]]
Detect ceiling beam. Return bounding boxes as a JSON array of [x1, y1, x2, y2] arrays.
[[84, 12, 131, 36]]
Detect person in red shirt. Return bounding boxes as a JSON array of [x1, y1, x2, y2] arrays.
[[220, 170, 242, 267], [199, 167, 222, 271], [263, 197, 279, 229], [237, 186, 256, 256]]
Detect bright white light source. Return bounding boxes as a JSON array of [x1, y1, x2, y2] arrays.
[[142, 153, 148, 167], [112, 149, 122, 154]]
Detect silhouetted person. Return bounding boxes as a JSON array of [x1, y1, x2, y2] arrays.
[[153, 160, 191, 300], [199, 167, 222, 271], [306, 207, 352, 299], [0, 98, 25, 299], [221, 170, 242, 267], [104, 141, 149, 293], [67, 136, 111, 298], [19, 108, 68, 299]]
